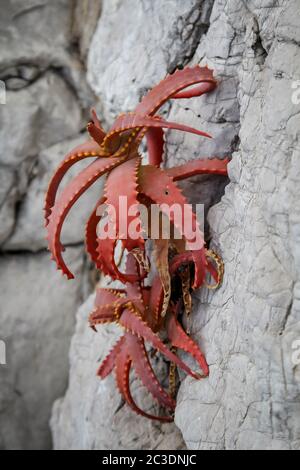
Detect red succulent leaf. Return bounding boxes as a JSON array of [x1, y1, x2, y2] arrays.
[[97, 335, 126, 379], [166, 157, 229, 181], [44, 140, 102, 225], [127, 334, 176, 410], [115, 347, 173, 422], [95, 287, 125, 307], [119, 307, 202, 380], [166, 308, 209, 377], [47, 155, 125, 279], [135, 66, 216, 116], [139, 164, 207, 288], [104, 113, 211, 151], [145, 127, 165, 167], [85, 196, 105, 266]]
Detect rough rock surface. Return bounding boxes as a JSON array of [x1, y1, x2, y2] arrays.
[[0, 0, 100, 450], [52, 0, 300, 451], [175, 0, 300, 450], [0, 0, 96, 247], [88, 0, 215, 120], [51, 294, 186, 450], [0, 247, 85, 450]]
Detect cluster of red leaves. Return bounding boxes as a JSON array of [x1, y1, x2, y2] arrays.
[[45, 66, 228, 421]]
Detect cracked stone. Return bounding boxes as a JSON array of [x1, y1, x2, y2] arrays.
[[174, 0, 300, 450], [87, 0, 214, 121], [0, 247, 86, 450]]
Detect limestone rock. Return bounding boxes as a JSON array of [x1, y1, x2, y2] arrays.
[[0, 247, 86, 450], [0, 167, 17, 245], [4, 136, 105, 252], [88, 0, 215, 121], [0, 72, 84, 245], [175, 0, 300, 450], [0, 0, 99, 247], [72, 0, 103, 62], [0, 0, 72, 68]]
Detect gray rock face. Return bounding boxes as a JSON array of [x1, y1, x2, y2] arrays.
[[174, 0, 300, 450], [0, 0, 95, 247], [72, 0, 103, 63], [0, 74, 83, 245], [88, 0, 215, 121], [51, 294, 186, 450], [0, 248, 85, 450], [0, 166, 16, 245]]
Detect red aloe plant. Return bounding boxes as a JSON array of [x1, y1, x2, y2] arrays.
[[45, 66, 228, 421]]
